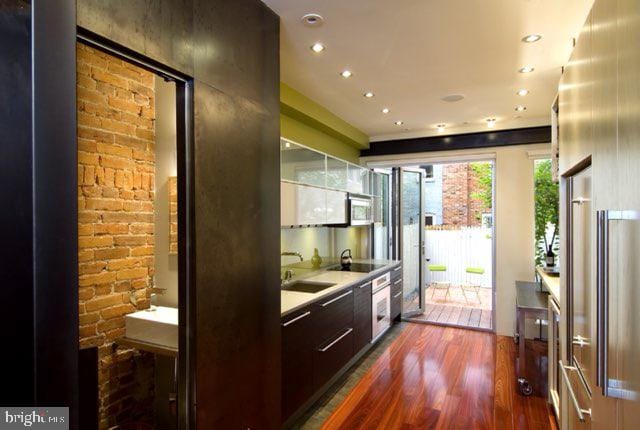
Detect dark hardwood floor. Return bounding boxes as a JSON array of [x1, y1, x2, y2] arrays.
[[312, 323, 557, 430]]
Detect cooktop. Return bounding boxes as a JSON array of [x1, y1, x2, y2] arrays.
[[327, 263, 387, 273]]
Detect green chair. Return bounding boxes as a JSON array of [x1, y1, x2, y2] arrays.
[[461, 267, 485, 304], [428, 264, 451, 301]]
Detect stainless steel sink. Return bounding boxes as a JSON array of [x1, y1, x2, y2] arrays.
[[282, 280, 336, 294]]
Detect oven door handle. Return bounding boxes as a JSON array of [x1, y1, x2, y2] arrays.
[[372, 283, 390, 294]]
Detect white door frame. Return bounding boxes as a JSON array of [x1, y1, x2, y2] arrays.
[[365, 154, 497, 332]]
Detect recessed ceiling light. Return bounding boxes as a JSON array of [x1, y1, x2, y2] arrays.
[[394, 120, 404, 126], [340, 70, 353, 78], [517, 89, 530, 96], [486, 118, 496, 128], [310, 42, 325, 53], [436, 124, 446, 133], [364, 91, 375, 98], [301, 13, 324, 27], [285, 141, 290, 148], [519, 66, 535, 73], [522, 34, 542, 43], [381, 108, 390, 114], [515, 105, 527, 112], [441, 94, 465, 102]]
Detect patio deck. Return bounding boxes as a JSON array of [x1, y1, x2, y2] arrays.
[[403, 285, 493, 330]]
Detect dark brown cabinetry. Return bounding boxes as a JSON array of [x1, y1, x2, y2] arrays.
[[390, 276, 402, 320], [281, 264, 400, 424], [311, 289, 354, 390], [281, 307, 316, 421], [353, 281, 372, 353]]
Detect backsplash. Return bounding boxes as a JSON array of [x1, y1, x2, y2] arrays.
[[280, 226, 370, 267]]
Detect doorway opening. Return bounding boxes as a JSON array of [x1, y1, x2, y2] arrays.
[[392, 160, 495, 331], [76, 34, 193, 430]]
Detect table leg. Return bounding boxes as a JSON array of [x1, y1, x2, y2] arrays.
[[518, 310, 526, 378]]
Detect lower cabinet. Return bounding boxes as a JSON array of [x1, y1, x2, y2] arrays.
[[281, 265, 400, 424], [281, 307, 316, 421], [313, 327, 354, 391], [353, 281, 372, 352], [391, 278, 402, 320]]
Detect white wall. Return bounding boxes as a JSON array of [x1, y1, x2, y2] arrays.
[[154, 77, 178, 307], [362, 143, 550, 336]]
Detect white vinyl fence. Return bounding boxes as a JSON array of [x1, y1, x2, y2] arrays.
[[424, 227, 493, 288]]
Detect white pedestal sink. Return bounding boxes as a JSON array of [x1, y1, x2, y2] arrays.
[[124, 306, 179, 352]]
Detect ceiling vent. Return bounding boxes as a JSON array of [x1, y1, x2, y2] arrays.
[[441, 94, 465, 102]]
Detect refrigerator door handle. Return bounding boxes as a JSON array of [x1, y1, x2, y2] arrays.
[[596, 210, 608, 395], [560, 360, 592, 422], [596, 209, 640, 397]]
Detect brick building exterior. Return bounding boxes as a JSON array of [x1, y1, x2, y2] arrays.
[[441, 163, 488, 226], [77, 43, 156, 428]]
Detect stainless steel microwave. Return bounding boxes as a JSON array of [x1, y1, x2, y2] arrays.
[[348, 194, 372, 226]]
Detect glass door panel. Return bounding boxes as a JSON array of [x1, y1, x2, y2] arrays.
[[280, 139, 326, 187], [401, 168, 424, 316], [372, 171, 391, 260], [326, 156, 348, 190]]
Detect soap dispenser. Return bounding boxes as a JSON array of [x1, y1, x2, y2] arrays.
[[311, 248, 322, 269]]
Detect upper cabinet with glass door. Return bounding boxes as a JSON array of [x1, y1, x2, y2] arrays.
[[326, 156, 348, 190], [281, 138, 372, 195], [347, 163, 370, 195], [280, 139, 326, 187]]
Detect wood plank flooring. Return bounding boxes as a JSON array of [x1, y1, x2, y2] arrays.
[[299, 323, 556, 430], [408, 303, 493, 330]]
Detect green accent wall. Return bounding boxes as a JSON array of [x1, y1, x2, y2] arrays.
[[280, 83, 368, 164]]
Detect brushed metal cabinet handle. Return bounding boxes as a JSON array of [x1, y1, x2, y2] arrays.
[[393, 279, 402, 285], [359, 282, 372, 289], [320, 290, 352, 307], [393, 291, 402, 299], [318, 328, 353, 352], [282, 311, 311, 327], [559, 360, 591, 422], [393, 266, 401, 272]]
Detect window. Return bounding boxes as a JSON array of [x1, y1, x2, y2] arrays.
[[425, 213, 435, 226], [423, 165, 435, 182]]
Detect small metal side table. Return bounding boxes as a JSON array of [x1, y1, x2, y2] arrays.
[[515, 280, 549, 396]]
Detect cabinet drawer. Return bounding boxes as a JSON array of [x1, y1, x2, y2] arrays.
[[391, 288, 402, 320], [313, 327, 354, 391], [391, 278, 402, 297], [390, 265, 402, 282], [353, 282, 372, 352], [313, 289, 354, 345], [281, 307, 316, 421]]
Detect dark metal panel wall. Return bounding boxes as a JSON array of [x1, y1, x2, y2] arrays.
[[0, 0, 79, 420], [32, 0, 79, 417], [78, 0, 281, 427], [193, 79, 280, 428], [193, 0, 281, 103], [0, 0, 35, 406], [77, 0, 194, 75]]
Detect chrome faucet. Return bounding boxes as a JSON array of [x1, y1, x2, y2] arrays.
[[281, 251, 303, 262]]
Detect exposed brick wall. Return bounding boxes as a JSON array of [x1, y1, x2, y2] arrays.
[[77, 43, 156, 429], [441, 163, 486, 226]]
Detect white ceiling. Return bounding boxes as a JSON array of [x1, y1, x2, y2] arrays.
[[263, 0, 593, 142]]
